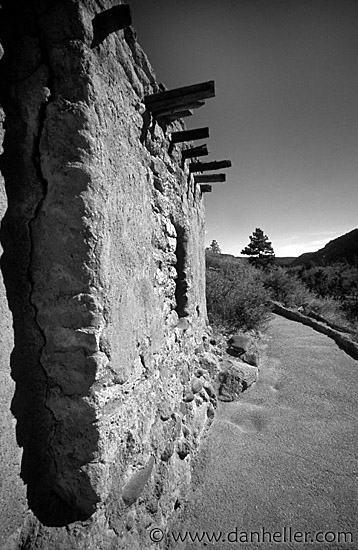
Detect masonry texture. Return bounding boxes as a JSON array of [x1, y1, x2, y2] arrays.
[[0, 1, 216, 548], [0, 34, 27, 547]]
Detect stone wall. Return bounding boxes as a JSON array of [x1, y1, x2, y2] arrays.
[[0, 1, 215, 548], [0, 36, 27, 548]]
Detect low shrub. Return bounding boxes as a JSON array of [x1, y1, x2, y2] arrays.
[[206, 261, 272, 331], [205, 256, 357, 336], [303, 296, 354, 331], [264, 267, 356, 333], [263, 266, 313, 308], [342, 298, 358, 323]]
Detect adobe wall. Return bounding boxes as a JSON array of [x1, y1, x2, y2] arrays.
[[0, 1, 215, 548], [0, 41, 27, 546]]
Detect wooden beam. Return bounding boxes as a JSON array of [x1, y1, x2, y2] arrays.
[[146, 81, 215, 104], [148, 96, 207, 113], [160, 110, 194, 122], [145, 81, 215, 111], [182, 145, 208, 160], [171, 127, 209, 144], [194, 174, 226, 183], [92, 5, 132, 46], [200, 184, 212, 193], [189, 160, 232, 172], [152, 100, 205, 118]]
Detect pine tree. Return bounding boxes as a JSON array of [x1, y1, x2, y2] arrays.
[[207, 239, 221, 255], [241, 228, 275, 268]]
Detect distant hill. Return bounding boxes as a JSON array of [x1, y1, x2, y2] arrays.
[[291, 228, 358, 267]]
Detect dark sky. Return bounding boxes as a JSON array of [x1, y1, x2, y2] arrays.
[[129, 0, 358, 256]]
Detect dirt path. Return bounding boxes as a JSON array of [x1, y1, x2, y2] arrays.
[[167, 315, 358, 549]]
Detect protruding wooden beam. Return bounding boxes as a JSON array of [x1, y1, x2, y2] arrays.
[[200, 184, 212, 193], [189, 160, 232, 172], [92, 5, 132, 47], [194, 174, 226, 183], [151, 101, 205, 118], [160, 110, 194, 122], [145, 81, 215, 113], [182, 145, 209, 160], [171, 127, 209, 144], [146, 81, 215, 104]]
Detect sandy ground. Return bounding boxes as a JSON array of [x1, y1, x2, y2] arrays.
[[168, 315, 358, 550]]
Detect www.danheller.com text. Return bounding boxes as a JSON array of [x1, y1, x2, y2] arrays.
[[149, 526, 354, 545]]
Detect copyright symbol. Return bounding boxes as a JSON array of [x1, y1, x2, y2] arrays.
[[149, 527, 164, 543]]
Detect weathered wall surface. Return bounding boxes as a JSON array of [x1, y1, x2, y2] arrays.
[[0, 38, 27, 548], [0, 1, 214, 548]]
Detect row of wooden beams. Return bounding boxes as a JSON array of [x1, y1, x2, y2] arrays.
[[182, 144, 209, 160], [144, 80, 229, 194], [194, 174, 226, 184], [200, 184, 212, 193], [171, 127, 209, 144], [145, 81, 215, 110], [189, 160, 232, 173]]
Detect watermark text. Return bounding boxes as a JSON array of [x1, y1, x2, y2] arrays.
[[149, 526, 353, 545]]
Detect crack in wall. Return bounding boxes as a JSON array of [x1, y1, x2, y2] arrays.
[[26, 24, 59, 498], [0, 5, 51, 517], [0, 5, 100, 526]]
